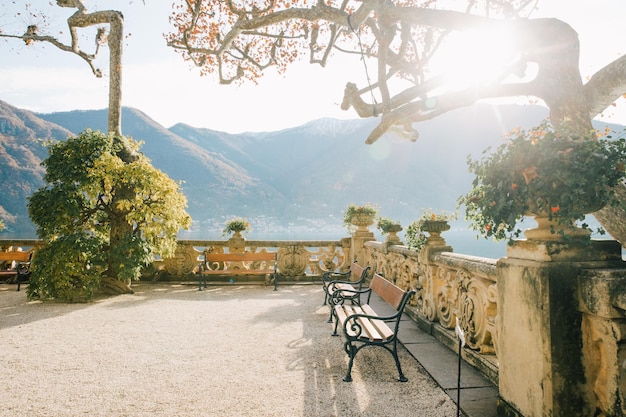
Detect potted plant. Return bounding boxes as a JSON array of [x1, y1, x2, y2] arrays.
[[377, 217, 402, 235], [458, 121, 626, 243], [343, 203, 378, 230], [377, 217, 403, 245], [405, 210, 456, 251], [222, 217, 250, 237]]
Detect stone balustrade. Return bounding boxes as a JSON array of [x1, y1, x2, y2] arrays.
[[0, 238, 352, 282], [158, 238, 352, 279]]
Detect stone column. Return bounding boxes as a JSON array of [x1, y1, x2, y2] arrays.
[[350, 225, 375, 266], [578, 268, 626, 417], [496, 239, 622, 417]]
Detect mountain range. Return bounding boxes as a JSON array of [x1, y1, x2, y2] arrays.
[[0, 99, 572, 252]]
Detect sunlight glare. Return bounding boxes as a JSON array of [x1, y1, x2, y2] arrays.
[[430, 24, 525, 93]]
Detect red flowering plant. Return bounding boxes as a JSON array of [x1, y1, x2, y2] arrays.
[[458, 120, 626, 243]]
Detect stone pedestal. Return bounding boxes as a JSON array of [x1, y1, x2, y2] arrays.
[[351, 228, 375, 266], [496, 239, 622, 417]]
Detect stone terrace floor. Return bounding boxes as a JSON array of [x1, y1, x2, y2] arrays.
[[0, 282, 497, 416]]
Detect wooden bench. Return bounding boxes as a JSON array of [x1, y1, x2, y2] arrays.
[[331, 273, 415, 382], [322, 262, 370, 323], [0, 249, 33, 292], [198, 251, 279, 290]]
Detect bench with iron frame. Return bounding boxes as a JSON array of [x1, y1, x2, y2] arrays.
[[321, 262, 370, 322], [198, 251, 279, 290], [0, 249, 33, 291], [331, 273, 415, 382]]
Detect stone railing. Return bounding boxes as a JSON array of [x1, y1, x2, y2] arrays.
[[362, 228, 499, 383], [0, 238, 352, 281], [158, 238, 352, 280]]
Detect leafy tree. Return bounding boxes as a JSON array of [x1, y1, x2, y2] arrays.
[[166, 0, 626, 242], [28, 130, 191, 301]]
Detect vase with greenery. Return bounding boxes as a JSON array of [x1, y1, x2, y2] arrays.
[[405, 210, 456, 251], [458, 121, 626, 243], [377, 217, 403, 244], [343, 203, 378, 230], [377, 217, 402, 234], [222, 217, 250, 237]]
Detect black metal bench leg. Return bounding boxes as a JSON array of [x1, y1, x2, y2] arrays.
[[16, 274, 21, 292], [332, 315, 341, 336], [327, 301, 335, 323], [392, 341, 408, 382], [343, 343, 357, 382]]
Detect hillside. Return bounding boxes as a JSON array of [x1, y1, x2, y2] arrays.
[[0, 101, 74, 234], [1, 99, 554, 253]]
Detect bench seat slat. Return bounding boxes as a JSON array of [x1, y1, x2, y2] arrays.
[[361, 304, 394, 340], [334, 304, 393, 342], [328, 282, 356, 296]]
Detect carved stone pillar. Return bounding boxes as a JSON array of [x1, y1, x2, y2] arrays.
[[496, 239, 623, 417], [579, 268, 626, 417], [350, 225, 375, 267]]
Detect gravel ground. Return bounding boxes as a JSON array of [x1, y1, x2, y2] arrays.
[[0, 283, 458, 417]]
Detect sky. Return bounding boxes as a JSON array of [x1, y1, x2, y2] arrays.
[[1, 1, 626, 134]]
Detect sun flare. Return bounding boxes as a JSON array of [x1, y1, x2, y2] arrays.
[[429, 24, 533, 93]]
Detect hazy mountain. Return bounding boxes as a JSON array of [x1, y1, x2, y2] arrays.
[[0, 101, 73, 234], [36, 107, 287, 223], [0, 98, 556, 244]]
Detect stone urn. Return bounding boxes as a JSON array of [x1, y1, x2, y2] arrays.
[[227, 230, 246, 249], [384, 224, 403, 245], [523, 216, 590, 241], [350, 214, 376, 231], [420, 220, 450, 246], [523, 198, 603, 241]]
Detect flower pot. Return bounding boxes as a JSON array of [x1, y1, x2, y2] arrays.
[[524, 216, 591, 241], [350, 214, 375, 227], [384, 224, 403, 245], [228, 230, 246, 248], [420, 220, 450, 237]]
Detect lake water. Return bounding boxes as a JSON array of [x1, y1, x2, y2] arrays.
[[176, 227, 507, 259]]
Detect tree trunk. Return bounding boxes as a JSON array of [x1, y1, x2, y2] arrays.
[[101, 276, 133, 294]]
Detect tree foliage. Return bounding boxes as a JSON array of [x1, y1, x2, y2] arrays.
[[27, 130, 191, 301], [167, 0, 626, 243], [167, 1, 596, 142]]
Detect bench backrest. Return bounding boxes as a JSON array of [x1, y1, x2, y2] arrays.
[[0, 250, 32, 263], [204, 252, 277, 262], [370, 273, 408, 311], [350, 263, 370, 285]]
